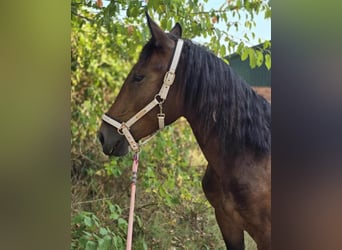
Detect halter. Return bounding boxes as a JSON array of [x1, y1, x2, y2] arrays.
[[102, 39, 184, 152]]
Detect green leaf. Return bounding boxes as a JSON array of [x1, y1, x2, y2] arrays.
[[161, 18, 167, 29], [248, 48, 257, 69], [98, 235, 112, 250], [221, 12, 227, 22], [113, 235, 123, 248], [136, 215, 143, 228], [85, 240, 97, 250], [263, 40, 271, 49], [256, 50, 264, 67], [84, 216, 92, 227], [265, 54, 271, 70], [219, 45, 226, 56], [152, 0, 159, 10], [245, 20, 251, 29], [167, 19, 172, 30], [103, 235, 112, 243], [265, 8, 272, 19], [143, 241, 148, 250], [97, 239, 104, 249], [118, 218, 127, 228], [131, 7, 139, 18], [236, 42, 244, 54], [99, 227, 108, 236], [241, 48, 249, 61]]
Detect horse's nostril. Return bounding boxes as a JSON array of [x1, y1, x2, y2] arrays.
[[98, 131, 105, 145]]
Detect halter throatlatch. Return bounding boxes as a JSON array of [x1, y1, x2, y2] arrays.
[[101, 39, 184, 152]]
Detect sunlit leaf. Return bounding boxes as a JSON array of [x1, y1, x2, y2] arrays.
[[248, 48, 257, 69], [256, 49, 264, 67], [241, 47, 249, 61], [265, 53, 271, 70]]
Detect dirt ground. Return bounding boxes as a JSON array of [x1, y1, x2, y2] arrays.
[[252, 87, 271, 103]]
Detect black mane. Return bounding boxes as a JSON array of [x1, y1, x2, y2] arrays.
[[178, 40, 271, 155], [140, 38, 271, 155]]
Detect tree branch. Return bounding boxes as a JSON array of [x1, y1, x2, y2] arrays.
[[71, 10, 93, 22]]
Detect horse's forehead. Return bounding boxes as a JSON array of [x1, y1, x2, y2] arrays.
[[136, 48, 169, 69]]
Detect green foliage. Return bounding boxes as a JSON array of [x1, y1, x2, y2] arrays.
[[71, 209, 131, 249], [71, 0, 269, 249]]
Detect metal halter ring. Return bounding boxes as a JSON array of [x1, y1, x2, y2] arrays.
[[117, 127, 124, 135], [154, 94, 165, 104], [117, 123, 128, 135]]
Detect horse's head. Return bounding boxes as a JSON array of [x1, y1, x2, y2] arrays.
[[98, 14, 184, 156]]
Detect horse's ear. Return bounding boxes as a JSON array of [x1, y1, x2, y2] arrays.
[[170, 23, 182, 38], [145, 12, 170, 47]]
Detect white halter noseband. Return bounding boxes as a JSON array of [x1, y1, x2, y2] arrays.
[[102, 39, 184, 152]]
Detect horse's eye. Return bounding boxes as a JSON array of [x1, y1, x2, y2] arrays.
[[133, 74, 145, 82]]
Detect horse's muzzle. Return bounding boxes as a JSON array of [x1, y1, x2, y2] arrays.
[[98, 123, 129, 156]]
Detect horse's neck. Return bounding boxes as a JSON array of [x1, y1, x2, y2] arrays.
[[185, 113, 270, 183], [185, 114, 226, 171]]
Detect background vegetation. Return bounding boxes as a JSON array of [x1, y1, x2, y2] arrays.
[[71, 0, 270, 249]]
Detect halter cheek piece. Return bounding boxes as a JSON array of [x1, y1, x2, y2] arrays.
[[101, 39, 184, 152]]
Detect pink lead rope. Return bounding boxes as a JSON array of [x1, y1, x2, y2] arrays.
[[126, 152, 139, 250]]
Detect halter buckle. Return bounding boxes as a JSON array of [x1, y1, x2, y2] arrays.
[[163, 71, 175, 86]]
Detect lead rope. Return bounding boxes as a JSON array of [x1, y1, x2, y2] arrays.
[[126, 152, 139, 250]]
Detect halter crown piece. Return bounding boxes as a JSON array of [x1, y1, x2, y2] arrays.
[[102, 39, 184, 152]]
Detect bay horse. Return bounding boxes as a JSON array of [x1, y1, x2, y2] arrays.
[[98, 14, 271, 250]]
